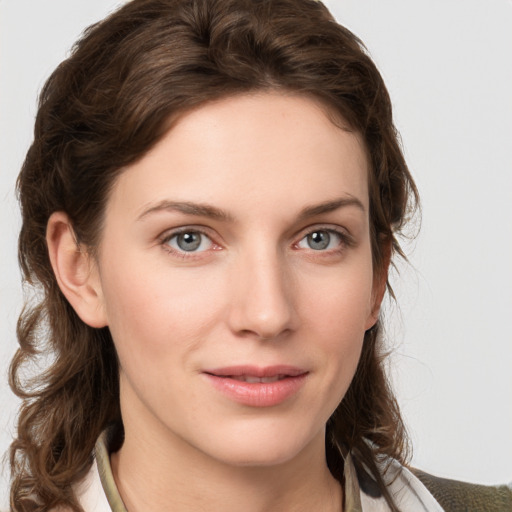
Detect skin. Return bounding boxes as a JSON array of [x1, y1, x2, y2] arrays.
[[47, 92, 386, 512]]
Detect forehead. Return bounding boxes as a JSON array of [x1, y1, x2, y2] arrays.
[[107, 92, 370, 222]]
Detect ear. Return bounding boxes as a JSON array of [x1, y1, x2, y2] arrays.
[[46, 211, 108, 328], [365, 240, 392, 331]]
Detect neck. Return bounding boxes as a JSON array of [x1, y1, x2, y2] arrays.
[[111, 417, 342, 512]]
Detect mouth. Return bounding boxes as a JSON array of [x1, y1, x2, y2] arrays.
[[221, 374, 288, 383], [202, 365, 308, 407], [204, 365, 307, 380]]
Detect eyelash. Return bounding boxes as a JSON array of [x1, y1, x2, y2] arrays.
[[293, 226, 354, 254], [158, 225, 354, 259], [159, 227, 218, 259]]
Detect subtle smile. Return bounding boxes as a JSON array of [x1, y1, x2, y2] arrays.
[[203, 366, 309, 407]]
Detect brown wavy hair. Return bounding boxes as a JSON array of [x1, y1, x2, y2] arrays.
[[10, 0, 418, 510]]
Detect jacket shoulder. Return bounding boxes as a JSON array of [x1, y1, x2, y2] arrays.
[[412, 468, 512, 512]]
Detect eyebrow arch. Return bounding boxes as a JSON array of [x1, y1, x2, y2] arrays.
[[137, 200, 235, 222], [137, 196, 365, 223], [297, 196, 366, 220]]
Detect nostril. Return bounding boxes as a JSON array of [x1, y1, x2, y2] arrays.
[[237, 327, 292, 342]]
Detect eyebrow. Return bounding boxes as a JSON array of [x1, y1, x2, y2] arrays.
[[297, 196, 365, 220], [136, 196, 365, 223], [137, 200, 235, 222]]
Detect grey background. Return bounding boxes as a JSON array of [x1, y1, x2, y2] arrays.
[[1, 0, 511, 507]]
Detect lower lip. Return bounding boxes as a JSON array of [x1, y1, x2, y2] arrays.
[[204, 373, 308, 407]]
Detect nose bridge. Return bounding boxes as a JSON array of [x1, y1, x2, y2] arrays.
[[228, 241, 296, 339]]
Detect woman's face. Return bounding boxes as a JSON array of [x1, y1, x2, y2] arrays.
[[93, 92, 381, 467]]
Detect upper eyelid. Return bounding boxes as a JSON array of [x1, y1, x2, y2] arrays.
[[294, 225, 355, 249], [295, 223, 351, 239], [158, 227, 219, 255], [159, 225, 217, 242], [159, 228, 218, 258], [157, 223, 353, 248]]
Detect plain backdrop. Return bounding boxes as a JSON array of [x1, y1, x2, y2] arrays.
[[1, 0, 511, 508]]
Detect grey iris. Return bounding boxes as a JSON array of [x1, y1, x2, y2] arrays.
[[177, 232, 202, 251], [307, 231, 330, 250]]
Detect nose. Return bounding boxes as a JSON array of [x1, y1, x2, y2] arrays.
[[227, 247, 297, 341]]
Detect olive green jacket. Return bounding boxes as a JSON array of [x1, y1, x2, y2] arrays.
[[413, 469, 512, 512]]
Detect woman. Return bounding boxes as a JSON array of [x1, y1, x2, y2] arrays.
[[9, 0, 510, 511]]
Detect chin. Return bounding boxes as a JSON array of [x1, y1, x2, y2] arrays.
[[214, 443, 304, 468], [198, 420, 324, 469]]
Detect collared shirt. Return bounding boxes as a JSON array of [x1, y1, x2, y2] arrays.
[[75, 430, 444, 511]]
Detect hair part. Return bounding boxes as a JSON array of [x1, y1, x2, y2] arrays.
[[11, 1, 418, 510]]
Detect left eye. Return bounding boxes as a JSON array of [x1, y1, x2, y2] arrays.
[[297, 230, 343, 251], [166, 231, 213, 252]]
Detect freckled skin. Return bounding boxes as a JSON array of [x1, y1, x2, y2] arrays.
[[89, 93, 381, 510]]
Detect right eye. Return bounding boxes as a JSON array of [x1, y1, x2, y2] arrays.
[[164, 230, 214, 253]]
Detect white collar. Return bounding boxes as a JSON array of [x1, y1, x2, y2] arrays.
[[75, 430, 444, 511]]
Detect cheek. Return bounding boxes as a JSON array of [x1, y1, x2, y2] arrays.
[[99, 254, 226, 357], [298, 263, 373, 386], [300, 265, 375, 333]]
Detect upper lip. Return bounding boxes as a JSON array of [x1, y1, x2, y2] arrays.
[[203, 365, 307, 378]]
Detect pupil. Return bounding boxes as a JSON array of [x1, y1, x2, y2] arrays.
[[308, 231, 330, 250], [177, 232, 201, 251]]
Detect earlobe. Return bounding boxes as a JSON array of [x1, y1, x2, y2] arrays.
[[46, 212, 108, 328]]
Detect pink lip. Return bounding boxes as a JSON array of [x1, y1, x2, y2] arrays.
[[202, 365, 308, 407]]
